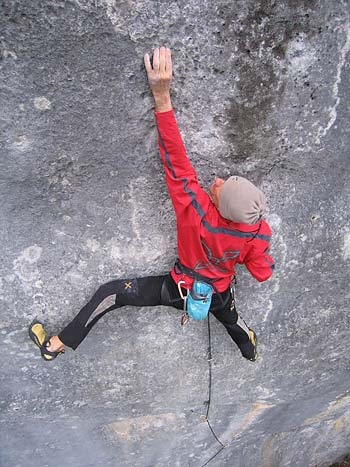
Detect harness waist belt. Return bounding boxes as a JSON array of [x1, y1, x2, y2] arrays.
[[174, 259, 218, 285]]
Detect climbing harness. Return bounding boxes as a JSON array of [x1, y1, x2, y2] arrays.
[[175, 260, 221, 325]]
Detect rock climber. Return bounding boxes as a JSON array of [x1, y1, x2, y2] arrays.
[[29, 46, 274, 363]]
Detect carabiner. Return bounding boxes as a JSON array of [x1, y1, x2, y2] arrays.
[[177, 280, 187, 300]]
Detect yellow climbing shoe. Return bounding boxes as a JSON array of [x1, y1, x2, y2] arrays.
[[238, 329, 258, 362], [28, 320, 63, 361]]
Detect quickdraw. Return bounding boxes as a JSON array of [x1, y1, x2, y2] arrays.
[[177, 280, 190, 326]]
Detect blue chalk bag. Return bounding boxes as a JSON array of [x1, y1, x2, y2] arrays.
[[186, 280, 213, 320]]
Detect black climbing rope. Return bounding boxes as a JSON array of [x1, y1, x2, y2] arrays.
[[204, 313, 226, 447], [199, 314, 227, 467]]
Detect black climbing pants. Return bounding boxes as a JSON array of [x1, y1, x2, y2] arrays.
[[59, 274, 251, 350]]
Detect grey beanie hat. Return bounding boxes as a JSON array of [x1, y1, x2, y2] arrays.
[[218, 176, 266, 225]]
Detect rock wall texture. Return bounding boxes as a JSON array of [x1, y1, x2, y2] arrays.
[[1, 1, 350, 466]]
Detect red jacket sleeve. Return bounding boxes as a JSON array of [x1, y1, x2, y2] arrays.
[[244, 244, 275, 282], [155, 110, 205, 216]]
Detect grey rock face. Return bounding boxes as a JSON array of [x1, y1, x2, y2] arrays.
[[1, 1, 349, 466]]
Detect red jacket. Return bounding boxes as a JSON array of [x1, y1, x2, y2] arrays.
[[156, 110, 274, 293]]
